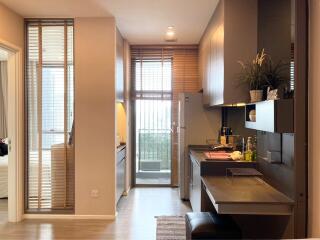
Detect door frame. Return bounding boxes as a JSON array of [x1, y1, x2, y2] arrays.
[[132, 99, 173, 187], [0, 38, 24, 222]]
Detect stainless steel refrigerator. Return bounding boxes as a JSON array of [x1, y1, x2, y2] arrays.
[[178, 93, 221, 200]]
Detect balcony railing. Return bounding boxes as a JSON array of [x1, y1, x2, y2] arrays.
[[137, 129, 171, 171]]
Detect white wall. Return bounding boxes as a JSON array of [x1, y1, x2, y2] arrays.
[[74, 17, 116, 216], [308, 0, 320, 237]]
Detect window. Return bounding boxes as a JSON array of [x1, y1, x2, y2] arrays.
[[131, 47, 199, 185], [26, 20, 74, 211]]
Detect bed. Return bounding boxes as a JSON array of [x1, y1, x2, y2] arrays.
[[0, 155, 8, 198]]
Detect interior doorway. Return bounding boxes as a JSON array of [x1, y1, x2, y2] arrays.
[[0, 47, 9, 223], [0, 40, 24, 223]]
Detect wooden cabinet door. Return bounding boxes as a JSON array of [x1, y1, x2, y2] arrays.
[[210, 25, 224, 106], [116, 30, 124, 102], [201, 39, 211, 106]]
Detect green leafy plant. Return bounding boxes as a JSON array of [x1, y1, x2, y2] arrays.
[[238, 49, 289, 91], [238, 49, 268, 90], [263, 57, 289, 90]]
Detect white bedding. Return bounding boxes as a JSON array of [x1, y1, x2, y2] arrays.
[[0, 155, 8, 198]]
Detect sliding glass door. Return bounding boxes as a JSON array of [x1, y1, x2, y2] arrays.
[[132, 49, 173, 185], [26, 20, 74, 212]]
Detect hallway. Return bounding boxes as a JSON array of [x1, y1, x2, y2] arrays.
[[0, 188, 191, 240]]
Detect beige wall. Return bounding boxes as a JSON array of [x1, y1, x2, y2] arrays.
[[0, 3, 24, 49], [309, 0, 320, 237], [74, 17, 116, 216], [123, 40, 132, 191]]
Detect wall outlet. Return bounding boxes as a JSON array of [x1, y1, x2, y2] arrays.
[[91, 189, 99, 198]]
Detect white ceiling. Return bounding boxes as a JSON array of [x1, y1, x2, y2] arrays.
[[0, 0, 219, 44]]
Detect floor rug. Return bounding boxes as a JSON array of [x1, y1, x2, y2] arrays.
[[156, 216, 186, 240]]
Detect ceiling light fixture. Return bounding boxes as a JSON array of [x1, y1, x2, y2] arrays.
[[165, 26, 177, 42]]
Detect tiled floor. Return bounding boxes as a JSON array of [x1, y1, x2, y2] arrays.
[[0, 188, 191, 240]]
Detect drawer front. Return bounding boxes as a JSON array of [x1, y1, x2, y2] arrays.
[[116, 158, 125, 203]]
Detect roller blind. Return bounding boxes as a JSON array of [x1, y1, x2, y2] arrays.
[[26, 19, 74, 212]]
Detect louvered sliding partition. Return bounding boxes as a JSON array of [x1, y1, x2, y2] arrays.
[[131, 46, 199, 185], [26, 20, 74, 212]]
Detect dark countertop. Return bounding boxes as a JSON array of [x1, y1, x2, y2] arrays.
[[189, 149, 255, 165], [189, 145, 257, 176], [202, 175, 294, 215]]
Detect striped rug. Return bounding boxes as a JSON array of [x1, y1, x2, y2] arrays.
[[156, 216, 186, 240]]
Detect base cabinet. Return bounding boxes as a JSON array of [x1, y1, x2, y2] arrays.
[[189, 155, 201, 212], [116, 146, 126, 204]]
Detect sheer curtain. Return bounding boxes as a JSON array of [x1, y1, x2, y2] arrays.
[[0, 61, 8, 138]]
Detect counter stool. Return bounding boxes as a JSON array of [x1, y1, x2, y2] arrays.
[[185, 212, 242, 239]]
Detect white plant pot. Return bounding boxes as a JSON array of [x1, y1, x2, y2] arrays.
[[250, 90, 263, 102]]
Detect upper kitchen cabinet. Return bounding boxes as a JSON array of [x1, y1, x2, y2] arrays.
[[200, 0, 257, 106], [116, 28, 124, 102]]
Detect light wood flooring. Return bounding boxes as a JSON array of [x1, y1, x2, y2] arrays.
[[0, 198, 8, 224], [0, 187, 191, 240]]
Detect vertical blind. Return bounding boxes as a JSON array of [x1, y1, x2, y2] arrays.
[[131, 46, 200, 185], [26, 19, 74, 211]]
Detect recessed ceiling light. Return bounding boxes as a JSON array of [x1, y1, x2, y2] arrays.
[[165, 26, 177, 42]]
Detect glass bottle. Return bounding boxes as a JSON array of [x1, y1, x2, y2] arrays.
[[244, 137, 253, 161]]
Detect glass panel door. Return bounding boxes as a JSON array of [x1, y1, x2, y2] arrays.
[[135, 99, 171, 184], [132, 52, 173, 185]]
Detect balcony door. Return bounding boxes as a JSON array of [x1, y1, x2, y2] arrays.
[[132, 49, 172, 185]]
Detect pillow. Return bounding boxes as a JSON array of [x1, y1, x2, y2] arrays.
[[0, 142, 8, 156]]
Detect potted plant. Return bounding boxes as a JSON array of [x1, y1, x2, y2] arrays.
[[238, 49, 268, 102], [263, 57, 289, 100]]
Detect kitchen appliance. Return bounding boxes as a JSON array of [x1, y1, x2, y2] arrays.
[[178, 93, 220, 200]]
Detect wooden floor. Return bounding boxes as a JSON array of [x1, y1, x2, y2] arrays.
[[0, 198, 8, 224], [0, 187, 191, 240]]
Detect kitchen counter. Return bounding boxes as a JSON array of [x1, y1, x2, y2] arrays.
[[188, 145, 257, 212], [202, 175, 294, 215], [189, 147, 257, 176]]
